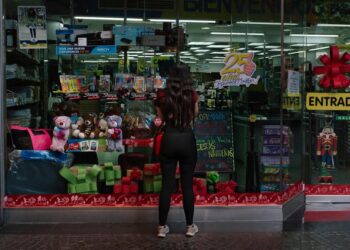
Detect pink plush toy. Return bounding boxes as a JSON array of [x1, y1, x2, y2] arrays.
[[50, 116, 71, 152]]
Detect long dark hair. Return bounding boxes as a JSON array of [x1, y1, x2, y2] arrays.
[[161, 65, 195, 128]]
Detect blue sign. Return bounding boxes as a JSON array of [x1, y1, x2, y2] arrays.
[[56, 45, 117, 55]]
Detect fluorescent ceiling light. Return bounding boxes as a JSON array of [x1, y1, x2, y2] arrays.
[[108, 58, 119, 60], [256, 45, 279, 49], [210, 51, 228, 54], [190, 47, 200, 50], [346, 42, 350, 45], [257, 52, 266, 55], [180, 51, 190, 54], [195, 49, 209, 52], [308, 46, 329, 51], [74, 16, 142, 22], [248, 50, 260, 53], [128, 51, 143, 54], [236, 21, 297, 26], [291, 44, 316, 47], [82, 60, 109, 63], [213, 56, 225, 59], [188, 42, 214, 45], [317, 23, 350, 27], [248, 43, 264, 46], [290, 34, 339, 38], [148, 19, 215, 23], [207, 45, 229, 48], [269, 48, 293, 52], [288, 51, 305, 55], [284, 29, 291, 32], [208, 62, 224, 64], [270, 54, 281, 58], [201, 27, 210, 30], [211, 32, 264, 36], [196, 53, 205, 56]]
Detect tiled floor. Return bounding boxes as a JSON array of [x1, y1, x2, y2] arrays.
[[1, 221, 350, 250]]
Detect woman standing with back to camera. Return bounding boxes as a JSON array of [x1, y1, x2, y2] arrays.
[[155, 64, 199, 238]]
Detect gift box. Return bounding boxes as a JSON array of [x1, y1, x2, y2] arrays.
[[193, 178, 207, 196], [206, 171, 220, 193], [127, 167, 143, 181], [59, 164, 102, 194], [143, 176, 154, 193], [113, 180, 122, 194], [99, 162, 122, 186], [216, 180, 237, 193], [144, 163, 161, 176], [153, 175, 162, 193]]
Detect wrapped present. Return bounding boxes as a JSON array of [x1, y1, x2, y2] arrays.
[[130, 181, 139, 193], [122, 176, 131, 194], [193, 178, 207, 196], [216, 180, 237, 193], [113, 180, 122, 194], [59, 165, 102, 194], [153, 175, 162, 193], [206, 171, 220, 193], [99, 162, 122, 186], [143, 176, 154, 193], [144, 163, 161, 176], [127, 167, 143, 181]]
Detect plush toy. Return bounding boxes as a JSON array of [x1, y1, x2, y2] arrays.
[[78, 113, 97, 139], [107, 115, 123, 151], [70, 114, 84, 138], [50, 116, 71, 152], [317, 125, 337, 169], [97, 113, 108, 138]]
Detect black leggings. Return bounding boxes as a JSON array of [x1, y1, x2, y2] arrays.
[[158, 127, 197, 226]]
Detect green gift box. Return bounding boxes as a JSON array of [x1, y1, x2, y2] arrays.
[[143, 175, 154, 193], [59, 165, 102, 194], [153, 175, 162, 193], [99, 162, 122, 186]]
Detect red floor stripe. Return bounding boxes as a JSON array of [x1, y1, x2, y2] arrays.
[[304, 211, 350, 222]]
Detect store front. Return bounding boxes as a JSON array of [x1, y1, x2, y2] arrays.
[[2, 0, 350, 224]]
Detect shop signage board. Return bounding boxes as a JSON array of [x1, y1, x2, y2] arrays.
[[335, 116, 350, 121], [56, 45, 117, 55], [306, 93, 350, 111], [283, 93, 301, 110], [287, 70, 300, 94], [18, 6, 47, 49], [194, 110, 234, 172], [214, 52, 260, 89]]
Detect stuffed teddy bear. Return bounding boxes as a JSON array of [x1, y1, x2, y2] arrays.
[[50, 116, 71, 152], [70, 114, 84, 138], [97, 113, 108, 138], [78, 113, 97, 139], [107, 115, 123, 151]]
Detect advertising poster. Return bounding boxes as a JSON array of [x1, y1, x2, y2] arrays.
[[18, 6, 47, 49]]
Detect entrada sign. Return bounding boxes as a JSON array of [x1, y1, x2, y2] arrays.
[[306, 93, 350, 111]]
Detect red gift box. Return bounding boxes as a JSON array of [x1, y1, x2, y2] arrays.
[[216, 180, 237, 193], [130, 181, 139, 194], [144, 163, 161, 176], [193, 178, 207, 196], [113, 184, 122, 194]]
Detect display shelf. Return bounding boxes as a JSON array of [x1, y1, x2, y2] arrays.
[[7, 78, 41, 86], [6, 49, 40, 67]]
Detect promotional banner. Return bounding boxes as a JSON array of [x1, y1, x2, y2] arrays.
[[214, 52, 260, 88], [287, 70, 301, 94], [306, 92, 350, 111], [18, 6, 47, 49], [56, 45, 117, 55], [283, 93, 302, 110]]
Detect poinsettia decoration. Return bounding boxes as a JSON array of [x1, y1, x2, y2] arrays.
[[313, 45, 350, 89]]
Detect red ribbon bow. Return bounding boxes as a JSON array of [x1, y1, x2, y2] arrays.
[[313, 45, 350, 89], [129, 168, 142, 181]]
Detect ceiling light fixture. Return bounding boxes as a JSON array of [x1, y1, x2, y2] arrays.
[[308, 46, 329, 51], [236, 21, 297, 26], [190, 47, 200, 50], [291, 44, 317, 47], [211, 32, 264, 36], [149, 19, 216, 23], [210, 51, 229, 54], [74, 16, 142, 22], [207, 45, 229, 48], [256, 45, 280, 49], [188, 42, 214, 45], [194, 49, 210, 52], [317, 23, 350, 27], [201, 27, 211, 30], [290, 34, 339, 38]]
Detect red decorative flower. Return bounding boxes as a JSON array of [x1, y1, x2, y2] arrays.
[[313, 45, 350, 89]]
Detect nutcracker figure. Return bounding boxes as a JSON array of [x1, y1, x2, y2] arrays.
[[316, 125, 337, 183]]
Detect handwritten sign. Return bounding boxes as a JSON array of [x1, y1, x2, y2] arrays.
[[214, 52, 260, 88], [194, 111, 234, 172]]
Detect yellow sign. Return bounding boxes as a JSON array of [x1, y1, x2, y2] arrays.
[[283, 94, 301, 110], [306, 93, 350, 110]]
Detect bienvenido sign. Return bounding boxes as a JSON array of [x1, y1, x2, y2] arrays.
[[306, 93, 350, 111]]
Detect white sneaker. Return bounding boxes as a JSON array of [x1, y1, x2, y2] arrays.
[[157, 225, 169, 238], [185, 224, 199, 237]]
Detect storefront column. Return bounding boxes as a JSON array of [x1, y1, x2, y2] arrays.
[[0, 0, 6, 226]]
